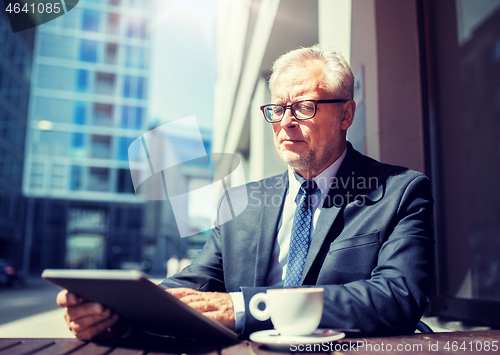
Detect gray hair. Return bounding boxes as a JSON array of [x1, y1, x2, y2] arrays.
[[268, 44, 354, 100]]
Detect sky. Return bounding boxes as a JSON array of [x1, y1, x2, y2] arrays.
[[149, 0, 219, 130], [456, 0, 500, 43], [148, 0, 220, 227]]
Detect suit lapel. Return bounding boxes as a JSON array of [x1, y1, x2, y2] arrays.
[[254, 172, 288, 287]]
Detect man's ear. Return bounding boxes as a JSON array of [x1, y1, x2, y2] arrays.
[[341, 100, 356, 131]]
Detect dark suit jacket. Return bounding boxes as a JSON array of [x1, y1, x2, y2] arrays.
[[161, 142, 434, 336]]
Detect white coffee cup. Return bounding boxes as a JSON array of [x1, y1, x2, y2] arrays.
[[249, 288, 324, 336]]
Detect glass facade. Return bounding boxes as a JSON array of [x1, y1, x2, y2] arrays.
[[25, 0, 151, 199], [19, 0, 153, 273], [0, 8, 34, 265]]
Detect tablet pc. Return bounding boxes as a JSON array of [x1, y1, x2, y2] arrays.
[[41, 269, 238, 344]]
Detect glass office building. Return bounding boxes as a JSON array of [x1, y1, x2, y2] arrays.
[[0, 9, 34, 268], [22, 0, 154, 273]]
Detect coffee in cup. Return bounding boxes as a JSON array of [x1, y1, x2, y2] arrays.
[[249, 288, 324, 336]]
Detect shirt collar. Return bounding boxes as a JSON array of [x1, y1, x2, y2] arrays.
[[287, 147, 347, 197]]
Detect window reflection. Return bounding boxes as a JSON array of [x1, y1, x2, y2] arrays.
[[433, 0, 500, 303]]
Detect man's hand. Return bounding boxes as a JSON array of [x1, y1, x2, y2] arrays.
[[167, 288, 235, 329], [56, 290, 128, 340]]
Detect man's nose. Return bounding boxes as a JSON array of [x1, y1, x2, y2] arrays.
[[280, 107, 296, 127]]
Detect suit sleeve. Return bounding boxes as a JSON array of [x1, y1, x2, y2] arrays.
[[241, 175, 434, 336], [160, 195, 228, 292]]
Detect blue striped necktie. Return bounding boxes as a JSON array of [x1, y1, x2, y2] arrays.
[[284, 180, 318, 287]]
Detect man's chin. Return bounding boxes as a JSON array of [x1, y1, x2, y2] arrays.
[[278, 150, 311, 169]]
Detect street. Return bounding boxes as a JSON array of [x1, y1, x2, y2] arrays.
[[0, 277, 60, 326], [0, 275, 164, 338], [0, 276, 72, 337]]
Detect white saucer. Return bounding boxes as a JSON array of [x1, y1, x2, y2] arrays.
[[249, 329, 345, 348]]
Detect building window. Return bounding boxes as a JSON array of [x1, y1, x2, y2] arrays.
[[88, 167, 110, 192], [35, 97, 73, 124], [95, 72, 115, 95], [62, 5, 79, 29], [123, 76, 146, 99], [140, 19, 148, 39], [71, 132, 85, 157], [40, 131, 70, 157], [105, 43, 118, 65], [92, 103, 114, 126], [121, 106, 142, 129], [74, 102, 86, 125], [127, 207, 142, 228], [107, 13, 120, 35], [82, 9, 100, 32], [37, 65, 74, 91], [80, 39, 98, 63], [29, 162, 45, 190], [117, 168, 134, 193], [137, 77, 144, 99], [90, 135, 112, 159], [125, 46, 147, 68], [118, 136, 134, 161], [126, 16, 138, 38], [50, 164, 65, 190], [76, 69, 88, 92], [40, 33, 76, 60]]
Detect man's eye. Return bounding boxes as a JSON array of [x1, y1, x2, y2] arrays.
[[297, 105, 313, 113], [273, 107, 284, 115]]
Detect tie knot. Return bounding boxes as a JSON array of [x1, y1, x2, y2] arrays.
[[301, 180, 318, 195]]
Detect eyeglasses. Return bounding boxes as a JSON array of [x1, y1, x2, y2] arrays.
[[260, 99, 348, 123]]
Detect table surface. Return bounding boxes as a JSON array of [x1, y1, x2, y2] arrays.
[[1, 330, 500, 355]]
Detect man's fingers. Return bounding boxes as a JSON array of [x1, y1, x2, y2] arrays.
[[66, 303, 106, 321], [166, 288, 199, 298], [182, 300, 216, 312], [68, 309, 111, 332], [73, 314, 119, 341], [176, 293, 207, 304], [56, 290, 82, 307], [166, 289, 235, 329], [56, 289, 124, 341]]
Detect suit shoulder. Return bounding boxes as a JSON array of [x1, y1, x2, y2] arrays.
[[354, 150, 428, 183]]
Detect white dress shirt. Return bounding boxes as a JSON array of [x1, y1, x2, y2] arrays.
[[231, 148, 347, 332]]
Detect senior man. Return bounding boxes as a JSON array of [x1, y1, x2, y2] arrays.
[[57, 45, 434, 339]]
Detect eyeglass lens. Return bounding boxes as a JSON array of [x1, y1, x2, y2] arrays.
[[264, 100, 316, 121]]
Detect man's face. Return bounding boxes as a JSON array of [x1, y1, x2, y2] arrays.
[[271, 60, 354, 178]]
